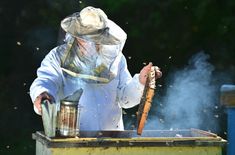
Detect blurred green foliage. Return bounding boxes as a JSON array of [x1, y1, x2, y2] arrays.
[[0, 0, 234, 154]]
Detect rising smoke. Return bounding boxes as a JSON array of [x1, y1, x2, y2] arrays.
[[145, 52, 220, 132]]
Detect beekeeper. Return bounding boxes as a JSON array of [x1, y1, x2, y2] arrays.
[[30, 6, 162, 130]]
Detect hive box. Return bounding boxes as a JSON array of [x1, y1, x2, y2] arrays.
[[32, 129, 226, 155]]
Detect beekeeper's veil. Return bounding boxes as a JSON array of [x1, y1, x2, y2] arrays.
[[60, 6, 127, 83]]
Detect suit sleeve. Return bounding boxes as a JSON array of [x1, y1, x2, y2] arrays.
[[117, 55, 145, 109], [30, 47, 63, 114]]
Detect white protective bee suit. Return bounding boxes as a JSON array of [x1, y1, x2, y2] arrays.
[[30, 8, 145, 130]]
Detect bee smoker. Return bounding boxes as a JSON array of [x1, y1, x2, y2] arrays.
[[57, 100, 81, 137], [41, 100, 57, 137]]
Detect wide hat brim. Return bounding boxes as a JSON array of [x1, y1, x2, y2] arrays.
[[61, 12, 125, 45]]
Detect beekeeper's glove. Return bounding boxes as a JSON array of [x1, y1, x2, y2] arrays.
[[34, 92, 55, 115], [139, 62, 162, 85]]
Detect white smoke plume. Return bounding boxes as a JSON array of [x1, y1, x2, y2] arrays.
[[145, 52, 219, 132]]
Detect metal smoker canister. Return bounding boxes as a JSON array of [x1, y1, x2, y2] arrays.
[[58, 100, 80, 137]]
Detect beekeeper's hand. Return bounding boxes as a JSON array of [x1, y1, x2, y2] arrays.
[[139, 62, 162, 85], [34, 92, 55, 114]]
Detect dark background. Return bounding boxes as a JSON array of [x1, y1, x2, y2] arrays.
[[0, 0, 235, 154]]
